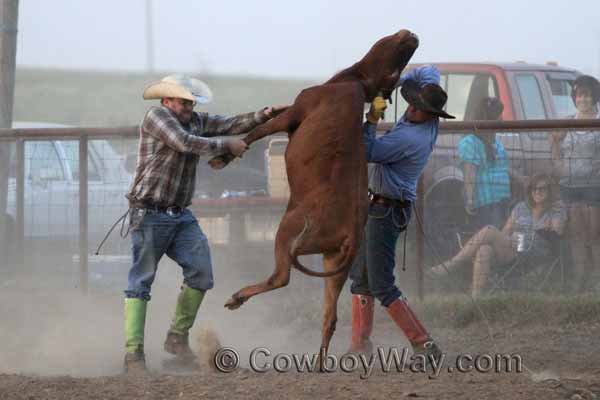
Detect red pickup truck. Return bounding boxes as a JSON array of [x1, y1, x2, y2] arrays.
[[389, 62, 581, 258], [389, 62, 579, 122]]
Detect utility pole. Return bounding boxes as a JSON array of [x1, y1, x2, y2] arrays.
[[145, 0, 154, 72], [0, 0, 18, 128], [0, 0, 19, 261]]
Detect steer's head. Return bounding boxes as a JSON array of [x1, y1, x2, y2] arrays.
[[356, 30, 419, 102]]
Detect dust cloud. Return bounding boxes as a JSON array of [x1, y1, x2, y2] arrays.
[[0, 243, 338, 377]]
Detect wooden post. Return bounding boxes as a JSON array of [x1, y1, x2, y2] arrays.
[[0, 0, 19, 263], [79, 136, 89, 293], [15, 138, 23, 264]]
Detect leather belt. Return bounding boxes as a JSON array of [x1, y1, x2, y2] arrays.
[[131, 201, 184, 216], [369, 193, 411, 208]]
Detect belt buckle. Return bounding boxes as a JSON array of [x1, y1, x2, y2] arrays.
[[166, 206, 181, 218]]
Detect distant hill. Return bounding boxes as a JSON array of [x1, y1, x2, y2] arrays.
[[14, 69, 317, 127]]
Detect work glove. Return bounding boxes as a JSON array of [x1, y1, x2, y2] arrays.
[[366, 96, 387, 124]]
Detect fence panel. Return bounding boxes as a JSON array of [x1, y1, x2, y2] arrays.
[[1, 119, 600, 297]]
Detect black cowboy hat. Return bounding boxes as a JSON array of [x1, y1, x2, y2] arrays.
[[400, 79, 456, 119]]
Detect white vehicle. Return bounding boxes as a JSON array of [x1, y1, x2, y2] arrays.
[[6, 122, 132, 250]]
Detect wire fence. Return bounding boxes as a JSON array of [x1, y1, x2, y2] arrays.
[[1, 119, 600, 298]]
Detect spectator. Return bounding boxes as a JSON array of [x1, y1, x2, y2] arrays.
[[549, 74, 600, 293], [429, 173, 566, 297], [458, 97, 511, 231]]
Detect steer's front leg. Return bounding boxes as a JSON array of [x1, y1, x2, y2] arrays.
[[208, 106, 294, 170]]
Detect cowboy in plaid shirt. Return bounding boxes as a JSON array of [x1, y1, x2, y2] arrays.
[[126, 102, 269, 208], [123, 75, 286, 373]]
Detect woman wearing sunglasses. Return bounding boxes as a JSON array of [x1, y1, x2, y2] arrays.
[[429, 173, 566, 297]]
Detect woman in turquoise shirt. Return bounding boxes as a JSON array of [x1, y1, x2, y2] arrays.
[[458, 97, 511, 232]]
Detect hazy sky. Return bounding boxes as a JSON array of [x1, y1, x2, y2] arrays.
[[16, 0, 600, 79]]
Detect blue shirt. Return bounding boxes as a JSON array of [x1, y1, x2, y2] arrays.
[[363, 65, 441, 202], [457, 134, 511, 208]]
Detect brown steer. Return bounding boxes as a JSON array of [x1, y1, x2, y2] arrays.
[[210, 30, 419, 357]]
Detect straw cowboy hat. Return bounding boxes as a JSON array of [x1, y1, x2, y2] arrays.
[[143, 74, 213, 104]]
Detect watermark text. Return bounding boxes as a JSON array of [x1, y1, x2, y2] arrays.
[[213, 346, 523, 379]]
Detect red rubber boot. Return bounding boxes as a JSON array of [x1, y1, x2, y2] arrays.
[[385, 298, 442, 361], [348, 294, 374, 354]]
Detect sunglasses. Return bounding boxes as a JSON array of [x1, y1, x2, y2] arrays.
[[532, 185, 549, 193], [178, 99, 196, 107], [169, 98, 196, 107]]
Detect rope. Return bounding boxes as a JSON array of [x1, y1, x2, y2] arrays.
[[402, 227, 408, 271], [394, 89, 398, 122], [92, 136, 166, 255], [93, 208, 130, 255]]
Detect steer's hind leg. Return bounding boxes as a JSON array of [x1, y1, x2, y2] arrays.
[[209, 106, 295, 170], [224, 209, 305, 310], [318, 251, 350, 370]]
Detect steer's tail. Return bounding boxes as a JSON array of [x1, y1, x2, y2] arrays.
[[289, 218, 357, 278]]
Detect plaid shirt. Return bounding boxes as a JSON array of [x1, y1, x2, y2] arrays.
[[127, 105, 268, 208]]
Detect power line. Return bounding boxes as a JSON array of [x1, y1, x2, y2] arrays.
[[145, 0, 154, 73]]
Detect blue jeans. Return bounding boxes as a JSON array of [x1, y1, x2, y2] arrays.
[[349, 202, 412, 307], [125, 208, 214, 301]]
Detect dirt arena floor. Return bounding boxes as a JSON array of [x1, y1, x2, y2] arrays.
[[2, 322, 600, 400], [1, 258, 599, 400]]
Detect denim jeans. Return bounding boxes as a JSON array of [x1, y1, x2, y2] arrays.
[[349, 201, 412, 307], [125, 208, 214, 301]]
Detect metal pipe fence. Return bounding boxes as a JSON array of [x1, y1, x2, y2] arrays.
[[1, 118, 599, 296]]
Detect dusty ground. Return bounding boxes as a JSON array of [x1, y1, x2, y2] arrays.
[[2, 291, 600, 400], [1, 323, 600, 400], [2, 256, 600, 400]]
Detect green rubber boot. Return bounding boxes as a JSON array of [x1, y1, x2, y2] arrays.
[[124, 298, 148, 374], [164, 284, 205, 356]]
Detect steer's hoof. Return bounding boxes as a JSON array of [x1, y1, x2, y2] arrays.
[[208, 157, 228, 170], [224, 295, 244, 310]]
